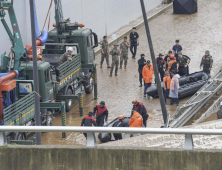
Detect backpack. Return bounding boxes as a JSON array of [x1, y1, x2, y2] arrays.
[[139, 105, 149, 117]]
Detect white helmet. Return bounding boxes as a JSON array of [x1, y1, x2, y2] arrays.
[[68, 47, 73, 52]]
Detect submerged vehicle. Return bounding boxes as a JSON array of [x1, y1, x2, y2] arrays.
[[98, 117, 142, 143], [146, 71, 210, 99]]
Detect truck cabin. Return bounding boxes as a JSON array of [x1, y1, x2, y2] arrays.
[[20, 61, 54, 102], [46, 28, 98, 64]]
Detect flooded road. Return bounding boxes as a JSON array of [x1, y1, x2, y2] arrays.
[[42, 0, 222, 145]]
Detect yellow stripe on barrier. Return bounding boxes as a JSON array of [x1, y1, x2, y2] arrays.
[[8, 108, 35, 126], [56, 68, 81, 85]]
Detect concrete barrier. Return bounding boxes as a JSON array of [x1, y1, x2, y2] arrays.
[[0, 145, 222, 170]]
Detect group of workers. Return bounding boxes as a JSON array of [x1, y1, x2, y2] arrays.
[[138, 39, 213, 105], [77, 27, 214, 141], [81, 98, 148, 140], [100, 27, 139, 77]]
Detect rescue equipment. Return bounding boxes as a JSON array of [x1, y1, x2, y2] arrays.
[[146, 71, 210, 99]]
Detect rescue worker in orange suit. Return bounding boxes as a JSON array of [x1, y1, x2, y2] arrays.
[[163, 70, 171, 105], [129, 108, 143, 127], [142, 60, 154, 97], [155, 53, 165, 81], [168, 55, 177, 74], [93, 101, 109, 127], [81, 112, 97, 139], [112, 115, 125, 140], [132, 98, 149, 127]]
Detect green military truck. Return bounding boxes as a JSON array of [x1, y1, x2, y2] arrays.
[[41, 0, 99, 111], [0, 0, 98, 141]]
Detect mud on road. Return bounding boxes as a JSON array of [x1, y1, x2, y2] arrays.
[[42, 0, 222, 145]]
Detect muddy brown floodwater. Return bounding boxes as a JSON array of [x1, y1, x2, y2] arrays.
[[42, 0, 222, 145]]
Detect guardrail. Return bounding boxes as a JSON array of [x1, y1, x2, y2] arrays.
[[1, 126, 221, 150]]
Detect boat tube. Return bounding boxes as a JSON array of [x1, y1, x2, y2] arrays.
[[98, 117, 133, 143], [146, 71, 210, 99]]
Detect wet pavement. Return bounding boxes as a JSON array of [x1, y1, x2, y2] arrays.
[[42, 0, 222, 145], [101, 119, 222, 149]]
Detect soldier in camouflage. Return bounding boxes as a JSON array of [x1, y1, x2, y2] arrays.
[[109, 43, 120, 77], [100, 36, 111, 68], [119, 37, 130, 69], [176, 52, 189, 76], [200, 50, 213, 74], [58, 47, 73, 65]]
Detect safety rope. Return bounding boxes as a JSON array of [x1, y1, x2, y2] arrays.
[[42, 0, 53, 32], [37, 0, 53, 39], [48, 11, 51, 31], [34, 91, 41, 98]]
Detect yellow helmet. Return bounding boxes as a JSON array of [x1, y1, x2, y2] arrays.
[[132, 98, 138, 104]]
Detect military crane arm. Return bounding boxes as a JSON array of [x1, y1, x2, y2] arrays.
[[0, 0, 26, 71]]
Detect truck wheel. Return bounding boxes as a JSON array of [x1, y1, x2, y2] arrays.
[[65, 88, 73, 112], [85, 76, 94, 94]]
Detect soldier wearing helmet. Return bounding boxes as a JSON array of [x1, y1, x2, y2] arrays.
[[93, 101, 109, 126], [58, 47, 73, 65], [200, 50, 213, 74], [112, 115, 125, 140]]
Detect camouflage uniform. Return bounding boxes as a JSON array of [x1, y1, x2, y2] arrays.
[[177, 55, 188, 76], [110, 46, 120, 75], [200, 52, 213, 74], [100, 40, 109, 65], [120, 41, 129, 67], [58, 52, 71, 65]]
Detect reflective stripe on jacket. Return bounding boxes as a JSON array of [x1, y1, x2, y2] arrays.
[[142, 64, 154, 83]]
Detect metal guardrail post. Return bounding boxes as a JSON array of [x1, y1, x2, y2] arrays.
[[78, 93, 83, 117], [184, 134, 194, 150], [0, 132, 6, 146], [93, 65, 98, 100], [33, 137, 36, 145], [61, 101, 66, 138], [86, 132, 97, 148]]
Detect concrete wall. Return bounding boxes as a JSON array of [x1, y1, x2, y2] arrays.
[[0, 0, 162, 55], [0, 145, 222, 170]]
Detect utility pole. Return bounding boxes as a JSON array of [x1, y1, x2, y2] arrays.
[[140, 0, 168, 125], [29, 0, 41, 144]]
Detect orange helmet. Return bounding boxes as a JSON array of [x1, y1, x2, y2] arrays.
[[118, 115, 125, 120], [132, 98, 138, 104]]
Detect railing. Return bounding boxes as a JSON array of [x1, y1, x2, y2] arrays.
[[1, 126, 222, 150]]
